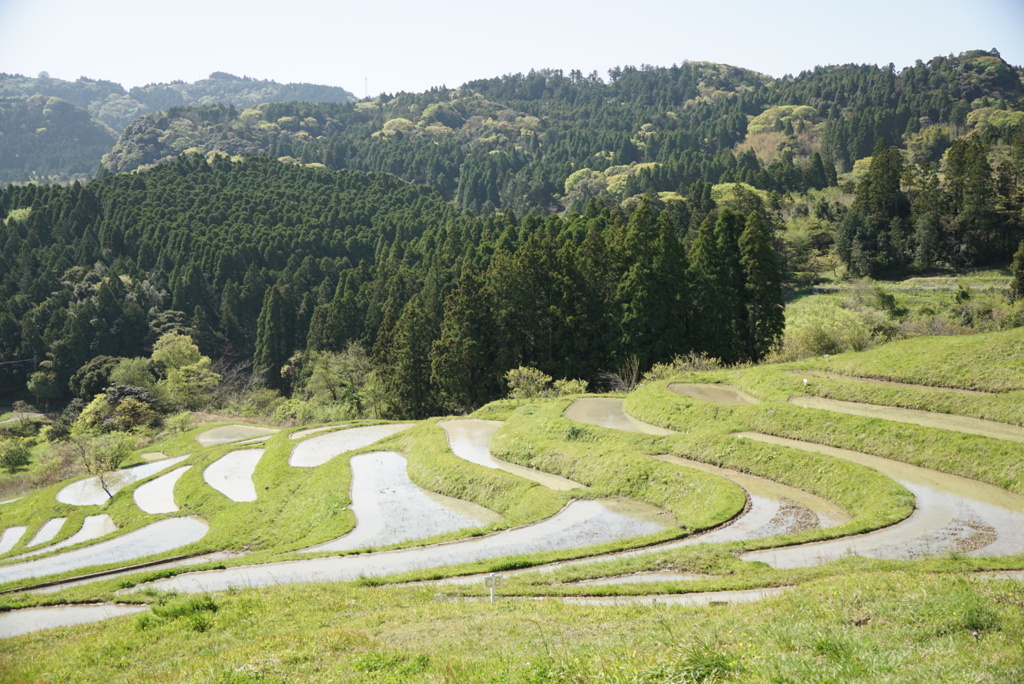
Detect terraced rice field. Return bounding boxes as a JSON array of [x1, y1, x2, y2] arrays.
[[3, 329, 1024, 645]]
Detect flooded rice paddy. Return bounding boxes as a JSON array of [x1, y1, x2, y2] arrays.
[[0, 526, 27, 554], [301, 451, 498, 553], [563, 398, 675, 434], [789, 396, 1024, 442], [133, 466, 191, 514], [289, 423, 414, 467], [195, 425, 278, 447], [56, 456, 189, 506], [736, 433, 1024, 568], [203, 449, 264, 502], [439, 419, 584, 490], [12, 515, 117, 559], [0, 604, 147, 639], [669, 383, 760, 405], [561, 587, 786, 606], [25, 518, 66, 547], [0, 517, 209, 585], [134, 500, 668, 594]]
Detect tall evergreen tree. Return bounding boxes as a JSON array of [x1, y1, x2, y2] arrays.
[[254, 286, 290, 389], [739, 211, 784, 360]]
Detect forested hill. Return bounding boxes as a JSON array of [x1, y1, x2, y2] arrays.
[[101, 50, 1023, 217], [0, 71, 356, 183], [0, 155, 781, 416]]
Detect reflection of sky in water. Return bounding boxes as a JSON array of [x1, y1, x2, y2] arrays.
[[0, 517, 208, 584], [302, 451, 492, 553], [440, 419, 583, 490], [139, 500, 668, 594], [204, 450, 263, 502], [289, 424, 413, 467], [56, 456, 188, 506]]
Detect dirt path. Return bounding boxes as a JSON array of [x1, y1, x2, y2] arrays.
[[788, 396, 1024, 442], [735, 432, 1024, 568]]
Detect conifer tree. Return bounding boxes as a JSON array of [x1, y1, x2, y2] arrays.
[[254, 287, 290, 389], [739, 212, 784, 360]]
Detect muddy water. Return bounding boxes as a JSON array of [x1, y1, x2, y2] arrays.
[[134, 466, 190, 514], [134, 500, 668, 594], [654, 455, 848, 528], [289, 423, 415, 467], [290, 424, 350, 440], [26, 518, 66, 547], [669, 383, 760, 405], [0, 604, 148, 639], [203, 449, 263, 502], [12, 515, 117, 559], [56, 456, 189, 506], [439, 419, 585, 490], [788, 370, 995, 395], [0, 526, 27, 554], [195, 425, 278, 447], [0, 517, 209, 585], [561, 587, 786, 606], [571, 572, 706, 586], [736, 433, 1024, 568], [789, 396, 1024, 442], [32, 551, 244, 594], [563, 398, 675, 435], [302, 451, 498, 553]]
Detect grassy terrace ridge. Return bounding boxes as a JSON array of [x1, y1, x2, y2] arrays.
[[3, 327, 1024, 681]]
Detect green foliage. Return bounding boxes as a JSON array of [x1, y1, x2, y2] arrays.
[[0, 438, 31, 473], [505, 366, 553, 399]]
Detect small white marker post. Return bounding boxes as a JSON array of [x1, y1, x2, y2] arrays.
[[484, 573, 502, 603]]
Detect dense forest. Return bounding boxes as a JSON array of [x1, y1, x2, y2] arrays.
[[0, 71, 356, 183], [0, 156, 781, 418], [1, 49, 1023, 420]]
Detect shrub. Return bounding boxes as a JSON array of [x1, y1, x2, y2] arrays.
[[0, 439, 31, 474]]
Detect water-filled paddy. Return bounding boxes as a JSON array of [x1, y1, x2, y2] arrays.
[[12, 515, 117, 559], [195, 425, 278, 447], [135, 500, 668, 594], [669, 383, 760, 405], [289, 423, 414, 467], [0, 604, 147, 639], [203, 449, 263, 502], [563, 397, 675, 434], [55, 456, 189, 506], [439, 419, 584, 490], [737, 433, 1024, 568], [301, 451, 497, 553], [133, 466, 190, 514], [789, 396, 1024, 442], [0, 517, 209, 585]]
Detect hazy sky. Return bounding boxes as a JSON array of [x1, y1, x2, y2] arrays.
[[1, 0, 1021, 96]]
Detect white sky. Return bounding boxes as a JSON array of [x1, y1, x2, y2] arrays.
[[0, 0, 1021, 97]]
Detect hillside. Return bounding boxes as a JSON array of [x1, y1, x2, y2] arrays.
[[0, 71, 356, 183], [1, 327, 1024, 681]]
